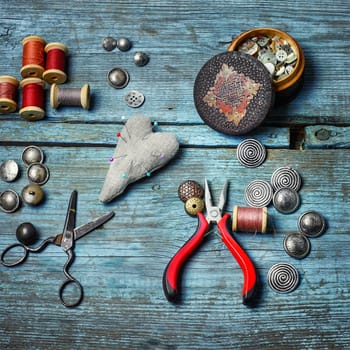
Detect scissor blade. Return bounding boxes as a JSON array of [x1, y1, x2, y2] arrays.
[[63, 190, 78, 235], [73, 211, 115, 241]]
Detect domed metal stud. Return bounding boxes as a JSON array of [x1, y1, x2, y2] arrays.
[[21, 184, 45, 206], [272, 187, 300, 214], [271, 166, 301, 192], [26, 162, 50, 185], [184, 197, 205, 216], [133, 51, 149, 67], [0, 159, 19, 182], [124, 90, 145, 108], [298, 211, 326, 238], [22, 145, 44, 166], [178, 180, 204, 202], [283, 233, 311, 259], [236, 139, 266, 168], [0, 189, 20, 213], [244, 179, 273, 207], [102, 36, 118, 51], [107, 67, 130, 89], [16, 222, 39, 245], [117, 37, 132, 52], [267, 263, 299, 293]]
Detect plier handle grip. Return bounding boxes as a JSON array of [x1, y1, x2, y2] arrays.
[[163, 179, 258, 305]]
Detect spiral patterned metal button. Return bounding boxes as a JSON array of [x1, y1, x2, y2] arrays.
[[244, 179, 273, 207], [283, 233, 311, 259], [267, 263, 299, 293], [237, 139, 266, 168], [271, 166, 301, 191]]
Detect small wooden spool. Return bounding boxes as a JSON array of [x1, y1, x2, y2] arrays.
[[43, 42, 68, 84], [19, 77, 45, 121], [0, 76, 19, 113], [50, 83, 90, 109], [232, 205, 268, 233], [20, 35, 46, 79]]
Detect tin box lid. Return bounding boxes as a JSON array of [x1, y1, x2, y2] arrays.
[[193, 51, 273, 136]]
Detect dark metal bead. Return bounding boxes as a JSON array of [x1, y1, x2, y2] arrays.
[[0, 189, 20, 213], [133, 51, 149, 67], [244, 179, 273, 207], [117, 37, 132, 52], [178, 180, 204, 202], [271, 166, 301, 191], [273, 187, 300, 214], [124, 90, 145, 108], [107, 67, 130, 89], [16, 222, 39, 245], [102, 36, 118, 51], [26, 162, 50, 185], [237, 139, 266, 168], [283, 233, 311, 259], [22, 145, 44, 166], [21, 184, 45, 206], [184, 197, 204, 216], [267, 263, 299, 293], [298, 211, 326, 238], [0, 159, 19, 182]]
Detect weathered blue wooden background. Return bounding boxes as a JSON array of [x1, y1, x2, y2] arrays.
[[1, 1, 350, 349]]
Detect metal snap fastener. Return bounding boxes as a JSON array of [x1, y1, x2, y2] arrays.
[[102, 36, 118, 51], [0, 160, 19, 182], [133, 52, 149, 67], [273, 187, 300, 214], [124, 90, 145, 108], [267, 263, 299, 293], [244, 179, 273, 207], [271, 166, 301, 192], [0, 189, 20, 213], [107, 67, 130, 89], [27, 162, 50, 185], [298, 211, 326, 238], [21, 183, 45, 206], [22, 145, 44, 166], [184, 197, 205, 216], [283, 233, 311, 259], [237, 139, 267, 168], [178, 180, 204, 202], [117, 37, 132, 52]]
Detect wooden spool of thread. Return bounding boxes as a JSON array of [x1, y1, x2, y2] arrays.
[[20, 35, 46, 78], [0, 76, 19, 113], [232, 205, 268, 233], [50, 83, 90, 109], [19, 78, 45, 120], [43, 42, 68, 84]]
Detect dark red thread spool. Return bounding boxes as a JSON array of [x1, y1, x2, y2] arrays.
[[19, 78, 45, 120], [43, 42, 68, 84], [0, 76, 19, 113], [20, 35, 46, 79], [232, 205, 268, 233]]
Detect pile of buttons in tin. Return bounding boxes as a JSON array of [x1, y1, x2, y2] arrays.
[[237, 34, 297, 82], [0, 145, 49, 213]]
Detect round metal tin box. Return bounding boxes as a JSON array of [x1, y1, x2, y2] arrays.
[[194, 51, 273, 136]]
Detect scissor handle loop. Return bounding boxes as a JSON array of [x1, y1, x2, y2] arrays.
[[59, 277, 84, 308]]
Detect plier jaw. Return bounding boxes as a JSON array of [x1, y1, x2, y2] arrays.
[[204, 179, 228, 224]]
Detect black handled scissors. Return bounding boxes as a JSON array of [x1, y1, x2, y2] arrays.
[[1, 190, 114, 307]]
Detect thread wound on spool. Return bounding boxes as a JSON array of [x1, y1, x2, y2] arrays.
[[43, 42, 68, 84], [21, 35, 46, 78], [50, 83, 90, 109], [232, 205, 267, 233], [0, 76, 19, 113], [19, 78, 45, 120]]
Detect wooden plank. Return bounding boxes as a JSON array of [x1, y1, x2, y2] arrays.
[[304, 125, 350, 149]]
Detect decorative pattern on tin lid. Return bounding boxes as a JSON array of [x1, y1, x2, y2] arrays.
[[194, 51, 273, 136]]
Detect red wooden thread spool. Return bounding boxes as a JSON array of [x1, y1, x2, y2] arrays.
[[20, 35, 46, 79], [232, 205, 268, 233], [0, 76, 19, 113], [19, 78, 45, 120], [43, 42, 68, 84], [50, 83, 90, 109]]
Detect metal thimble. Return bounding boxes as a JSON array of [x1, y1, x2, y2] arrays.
[[27, 163, 50, 185], [0, 189, 20, 213], [107, 67, 130, 89], [22, 145, 44, 166]]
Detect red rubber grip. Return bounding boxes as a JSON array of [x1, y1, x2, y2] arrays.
[[163, 212, 209, 302], [218, 213, 257, 304]]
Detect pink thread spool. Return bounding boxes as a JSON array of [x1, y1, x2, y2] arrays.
[[232, 205, 268, 233], [0, 76, 19, 113], [43, 42, 68, 84]]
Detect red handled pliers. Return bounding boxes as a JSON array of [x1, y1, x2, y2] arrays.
[[163, 179, 258, 305]]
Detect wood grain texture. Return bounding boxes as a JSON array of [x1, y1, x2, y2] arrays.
[[1, 0, 350, 349]]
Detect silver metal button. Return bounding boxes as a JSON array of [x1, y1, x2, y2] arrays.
[[107, 67, 130, 89], [237, 139, 266, 168], [117, 37, 132, 52], [22, 145, 44, 166], [273, 187, 300, 214], [133, 52, 149, 67], [283, 233, 311, 259], [0, 160, 19, 182], [102, 36, 118, 51], [21, 184, 45, 206], [267, 263, 299, 293], [298, 211, 326, 238], [27, 163, 50, 185], [124, 90, 145, 108], [0, 189, 20, 213], [244, 179, 273, 207], [271, 166, 301, 192]]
